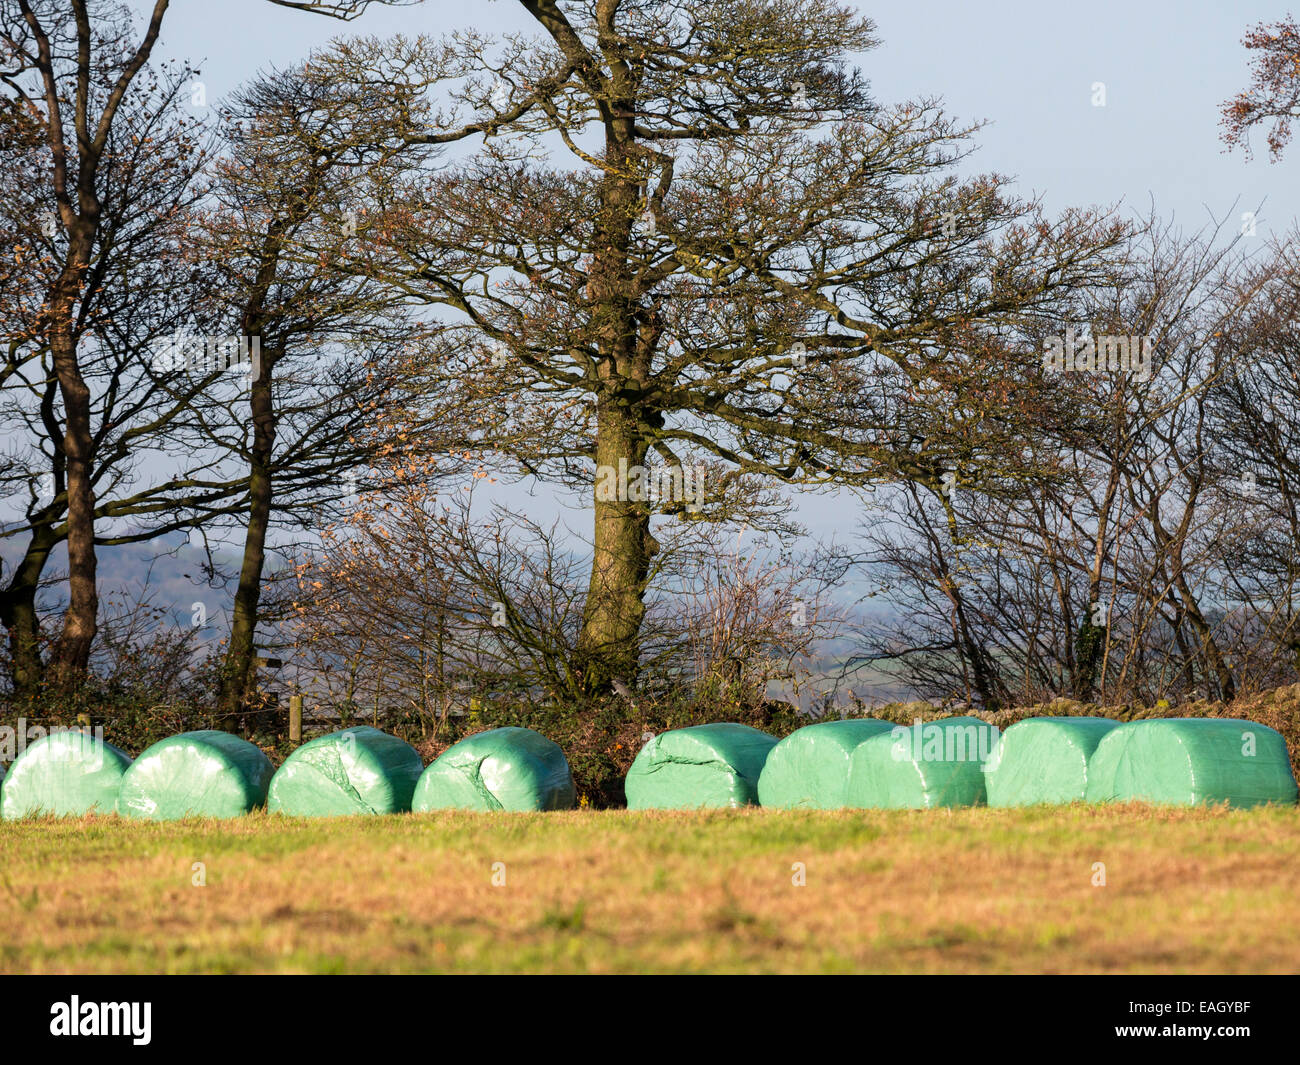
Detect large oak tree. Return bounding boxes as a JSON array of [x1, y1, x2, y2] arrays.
[[272, 1, 1129, 694]]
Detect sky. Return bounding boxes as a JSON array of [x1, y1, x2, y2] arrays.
[[153, 0, 1299, 230], [10, 0, 1300, 683]]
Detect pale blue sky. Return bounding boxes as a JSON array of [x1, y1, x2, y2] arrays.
[[155, 0, 1298, 231]]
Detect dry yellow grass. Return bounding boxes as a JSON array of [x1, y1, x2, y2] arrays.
[[1, 803, 1297, 973]]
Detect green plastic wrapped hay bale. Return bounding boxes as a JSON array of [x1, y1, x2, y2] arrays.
[[1084, 718, 1299, 808], [625, 723, 779, 810], [845, 716, 1000, 809], [268, 726, 424, 817], [1, 730, 132, 819], [117, 730, 273, 820], [412, 727, 574, 812], [757, 719, 897, 809], [983, 717, 1120, 807]]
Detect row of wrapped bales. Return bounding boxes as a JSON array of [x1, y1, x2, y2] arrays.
[[627, 716, 1297, 810], [5, 716, 1294, 817], [757, 715, 1298, 811], [626, 719, 1002, 811], [1, 725, 576, 820]]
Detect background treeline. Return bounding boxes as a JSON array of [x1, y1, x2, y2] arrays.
[[2, 1, 1299, 804]]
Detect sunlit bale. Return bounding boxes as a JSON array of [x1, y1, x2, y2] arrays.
[[1, 730, 132, 818], [1085, 718, 1299, 808], [845, 716, 1000, 809], [758, 719, 896, 809], [268, 726, 424, 817], [625, 723, 778, 810], [983, 717, 1120, 807], [412, 726, 575, 812], [116, 730, 274, 820]]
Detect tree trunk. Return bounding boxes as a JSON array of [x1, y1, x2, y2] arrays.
[[1173, 572, 1236, 701], [0, 527, 57, 699], [1073, 457, 1122, 700], [47, 263, 98, 689], [218, 343, 274, 728], [216, 212, 291, 730], [575, 72, 653, 693], [1072, 615, 1106, 700], [1149, 505, 1236, 701], [577, 399, 655, 692]]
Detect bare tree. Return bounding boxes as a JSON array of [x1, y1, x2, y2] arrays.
[[0, 0, 176, 687], [851, 219, 1287, 708], [266, 5, 1128, 697], [0, 2, 245, 698]]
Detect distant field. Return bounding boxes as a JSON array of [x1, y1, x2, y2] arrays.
[[2, 805, 1298, 974]]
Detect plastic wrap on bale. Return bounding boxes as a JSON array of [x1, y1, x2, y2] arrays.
[[412, 727, 575, 812], [1084, 718, 1299, 808], [1, 730, 133, 818], [983, 717, 1119, 807], [757, 719, 896, 809], [116, 730, 274, 820], [845, 716, 1000, 809], [624, 723, 778, 810], [268, 726, 424, 817]]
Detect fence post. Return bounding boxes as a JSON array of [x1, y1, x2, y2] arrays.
[[289, 694, 303, 746]]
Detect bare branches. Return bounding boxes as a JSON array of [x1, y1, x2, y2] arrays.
[[264, 0, 413, 20], [1222, 16, 1300, 160]]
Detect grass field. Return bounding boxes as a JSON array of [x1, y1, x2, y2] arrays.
[[2, 804, 1298, 974]]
